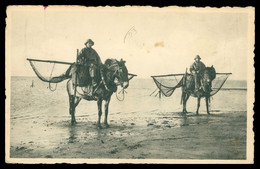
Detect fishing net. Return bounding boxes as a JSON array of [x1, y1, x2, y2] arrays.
[[151, 73, 231, 97], [29, 59, 137, 87], [210, 73, 231, 96], [28, 59, 71, 83], [151, 74, 184, 97]]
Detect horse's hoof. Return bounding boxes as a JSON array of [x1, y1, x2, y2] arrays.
[[104, 123, 110, 128], [97, 124, 102, 129], [71, 120, 77, 125]]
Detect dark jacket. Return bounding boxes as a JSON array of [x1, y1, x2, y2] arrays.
[[78, 47, 102, 65], [190, 61, 206, 74]]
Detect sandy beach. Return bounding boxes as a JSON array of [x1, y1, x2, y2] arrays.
[[6, 6, 255, 163], [8, 77, 247, 161]]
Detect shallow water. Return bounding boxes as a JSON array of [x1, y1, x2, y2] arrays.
[[9, 77, 247, 137], [10, 77, 247, 120], [8, 77, 247, 159]]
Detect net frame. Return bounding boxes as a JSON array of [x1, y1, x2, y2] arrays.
[[151, 74, 184, 97], [151, 73, 232, 97]]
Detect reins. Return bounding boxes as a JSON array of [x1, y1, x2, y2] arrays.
[[116, 88, 127, 101]]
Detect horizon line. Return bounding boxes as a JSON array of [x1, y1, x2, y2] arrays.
[[10, 75, 247, 81]]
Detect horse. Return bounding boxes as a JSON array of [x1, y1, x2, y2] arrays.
[[53, 58, 129, 127], [179, 66, 216, 115]]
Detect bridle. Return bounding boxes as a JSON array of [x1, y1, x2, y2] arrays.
[[106, 61, 126, 86], [106, 60, 128, 101]]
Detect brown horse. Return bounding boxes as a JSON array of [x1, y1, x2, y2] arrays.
[[62, 58, 129, 127], [180, 66, 216, 115]]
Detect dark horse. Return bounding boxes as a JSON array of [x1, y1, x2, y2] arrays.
[[180, 66, 216, 115], [56, 58, 129, 127]]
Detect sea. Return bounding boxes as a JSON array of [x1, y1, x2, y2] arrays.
[[9, 76, 247, 122], [8, 76, 249, 160]]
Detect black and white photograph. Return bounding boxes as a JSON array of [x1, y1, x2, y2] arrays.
[[5, 6, 254, 164]]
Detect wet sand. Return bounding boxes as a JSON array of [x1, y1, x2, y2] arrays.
[[8, 77, 247, 161], [9, 110, 246, 159]]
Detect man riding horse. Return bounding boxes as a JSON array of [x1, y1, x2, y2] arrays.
[[77, 39, 109, 95], [190, 55, 206, 92]]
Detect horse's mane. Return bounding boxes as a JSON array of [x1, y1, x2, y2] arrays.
[[205, 66, 216, 80], [104, 58, 126, 69], [104, 58, 117, 66]]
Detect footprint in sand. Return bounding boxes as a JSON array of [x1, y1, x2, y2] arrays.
[[147, 123, 154, 126], [127, 143, 142, 150], [162, 120, 169, 124], [109, 148, 118, 154], [16, 146, 26, 151]]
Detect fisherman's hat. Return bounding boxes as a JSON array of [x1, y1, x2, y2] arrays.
[[85, 39, 94, 45], [194, 55, 201, 60]]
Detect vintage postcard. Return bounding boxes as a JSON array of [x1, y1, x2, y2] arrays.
[[5, 6, 254, 164]]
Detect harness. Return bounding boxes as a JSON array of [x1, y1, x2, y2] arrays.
[[106, 61, 127, 101], [91, 61, 125, 96]]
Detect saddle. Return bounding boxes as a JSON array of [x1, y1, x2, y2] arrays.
[[185, 73, 203, 92], [71, 64, 92, 87], [71, 64, 101, 95]]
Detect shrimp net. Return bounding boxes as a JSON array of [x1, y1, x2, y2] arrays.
[[28, 59, 71, 83], [151, 73, 231, 97]]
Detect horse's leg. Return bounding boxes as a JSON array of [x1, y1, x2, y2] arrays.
[[182, 92, 187, 113], [69, 95, 77, 125], [205, 96, 210, 115], [72, 97, 82, 125], [97, 99, 102, 128], [185, 94, 190, 113], [67, 79, 80, 125], [196, 97, 201, 115], [67, 82, 75, 124], [69, 95, 73, 115], [183, 93, 189, 113], [104, 97, 111, 128]]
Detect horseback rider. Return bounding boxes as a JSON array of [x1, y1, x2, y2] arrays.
[[78, 39, 102, 87], [77, 39, 109, 94], [190, 55, 206, 92]]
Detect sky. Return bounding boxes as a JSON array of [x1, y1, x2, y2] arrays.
[[6, 6, 254, 80]]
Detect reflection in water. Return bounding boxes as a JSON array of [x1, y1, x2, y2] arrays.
[[181, 115, 189, 126], [68, 126, 77, 143], [178, 113, 212, 127], [67, 124, 103, 144]]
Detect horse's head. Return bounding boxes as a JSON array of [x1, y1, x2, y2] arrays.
[[105, 58, 129, 89], [202, 66, 216, 93]]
